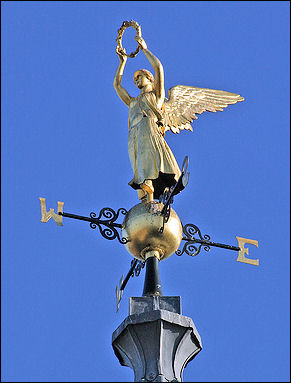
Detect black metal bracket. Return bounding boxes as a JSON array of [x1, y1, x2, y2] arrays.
[[176, 223, 240, 257], [159, 156, 190, 233], [58, 207, 129, 244], [116, 259, 145, 311]]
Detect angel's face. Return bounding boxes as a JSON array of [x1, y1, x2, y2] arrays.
[[134, 72, 152, 89]]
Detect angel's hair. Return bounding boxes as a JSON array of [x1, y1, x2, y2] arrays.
[[133, 69, 154, 85]]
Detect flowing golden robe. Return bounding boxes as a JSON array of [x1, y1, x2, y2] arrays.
[[128, 92, 181, 199]]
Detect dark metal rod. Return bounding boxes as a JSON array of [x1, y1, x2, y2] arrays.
[[182, 237, 240, 251], [58, 211, 93, 222], [120, 259, 138, 291], [142, 256, 163, 296], [58, 211, 122, 228]]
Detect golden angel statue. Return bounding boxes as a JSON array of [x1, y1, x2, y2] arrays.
[[113, 21, 244, 203]]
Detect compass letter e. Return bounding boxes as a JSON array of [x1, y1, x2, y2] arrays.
[[236, 236, 259, 266], [39, 197, 64, 226]]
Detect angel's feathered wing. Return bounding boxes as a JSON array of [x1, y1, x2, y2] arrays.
[[163, 85, 244, 134]]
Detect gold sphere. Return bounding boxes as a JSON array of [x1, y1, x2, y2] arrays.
[[121, 201, 183, 261]]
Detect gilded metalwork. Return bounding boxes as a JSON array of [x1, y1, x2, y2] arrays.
[[114, 20, 244, 202], [116, 20, 142, 58], [236, 236, 259, 266], [39, 197, 64, 226], [163, 86, 244, 134], [39, 20, 259, 323], [121, 202, 183, 261]]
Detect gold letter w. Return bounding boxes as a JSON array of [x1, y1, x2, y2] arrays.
[[39, 197, 64, 226]]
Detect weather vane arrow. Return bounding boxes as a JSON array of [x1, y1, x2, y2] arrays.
[[39, 155, 259, 310]]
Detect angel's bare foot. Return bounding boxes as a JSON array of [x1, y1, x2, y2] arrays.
[[140, 180, 154, 202], [147, 193, 153, 202], [140, 180, 154, 194], [137, 189, 147, 203]]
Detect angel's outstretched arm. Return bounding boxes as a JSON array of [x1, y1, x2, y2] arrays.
[[136, 37, 165, 109], [113, 47, 132, 106]]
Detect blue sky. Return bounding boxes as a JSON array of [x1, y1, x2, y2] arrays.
[[2, 1, 290, 382]]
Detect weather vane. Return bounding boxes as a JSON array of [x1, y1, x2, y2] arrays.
[[39, 20, 259, 381]]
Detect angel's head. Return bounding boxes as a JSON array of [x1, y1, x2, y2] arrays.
[[133, 69, 154, 90]]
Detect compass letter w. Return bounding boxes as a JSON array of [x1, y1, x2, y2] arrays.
[[39, 197, 64, 226]]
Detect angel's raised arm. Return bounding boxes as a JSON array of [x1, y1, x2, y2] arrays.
[[113, 47, 132, 107], [136, 37, 165, 109]]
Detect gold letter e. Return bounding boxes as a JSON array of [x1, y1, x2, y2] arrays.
[[236, 236, 259, 266]]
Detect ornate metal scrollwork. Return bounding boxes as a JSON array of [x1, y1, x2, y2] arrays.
[[59, 207, 129, 244], [159, 187, 173, 233], [176, 241, 211, 257], [176, 222, 241, 257], [89, 207, 129, 244], [176, 223, 211, 257], [183, 223, 211, 242], [131, 259, 145, 277], [116, 258, 146, 311]]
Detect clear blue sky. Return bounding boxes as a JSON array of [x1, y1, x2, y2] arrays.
[[2, 1, 290, 382]]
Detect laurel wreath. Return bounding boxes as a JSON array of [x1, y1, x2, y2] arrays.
[[116, 20, 142, 58]]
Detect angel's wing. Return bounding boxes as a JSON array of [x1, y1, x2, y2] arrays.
[[164, 85, 244, 134]]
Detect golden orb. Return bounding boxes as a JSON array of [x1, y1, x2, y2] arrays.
[[121, 201, 183, 261]]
